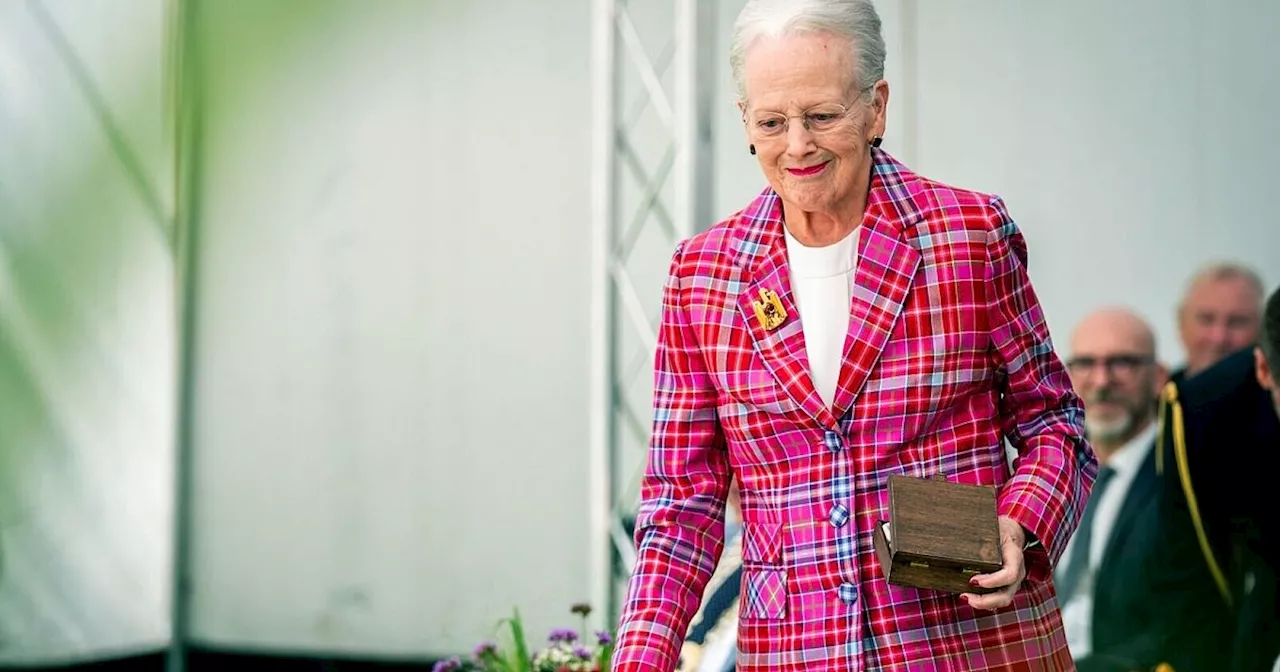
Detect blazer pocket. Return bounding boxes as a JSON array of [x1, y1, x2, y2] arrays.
[[742, 521, 783, 564], [740, 568, 788, 620]]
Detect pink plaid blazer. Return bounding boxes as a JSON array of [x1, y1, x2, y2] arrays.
[[612, 149, 1096, 671]]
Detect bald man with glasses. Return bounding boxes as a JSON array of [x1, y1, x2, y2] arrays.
[[1057, 308, 1178, 672]]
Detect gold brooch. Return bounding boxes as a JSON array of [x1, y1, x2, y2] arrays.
[[752, 287, 787, 331]]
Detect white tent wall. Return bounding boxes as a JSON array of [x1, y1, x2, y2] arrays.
[[184, 0, 597, 659], [905, 0, 1280, 367], [0, 0, 1277, 666], [0, 0, 176, 664]]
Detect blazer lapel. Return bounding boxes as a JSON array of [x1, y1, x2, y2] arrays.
[[830, 151, 923, 419], [733, 194, 835, 428]]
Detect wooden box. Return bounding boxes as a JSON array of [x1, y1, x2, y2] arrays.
[[873, 474, 1003, 594]]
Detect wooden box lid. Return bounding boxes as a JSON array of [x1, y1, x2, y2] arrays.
[[887, 473, 1002, 572]]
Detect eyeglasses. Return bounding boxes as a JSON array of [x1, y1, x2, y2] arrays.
[[746, 86, 872, 140], [749, 104, 857, 139], [1065, 354, 1155, 378]]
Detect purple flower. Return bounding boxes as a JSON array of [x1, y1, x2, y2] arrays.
[[573, 645, 592, 660], [595, 630, 613, 646], [548, 628, 579, 644], [473, 640, 496, 658], [432, 658, 461, 672]]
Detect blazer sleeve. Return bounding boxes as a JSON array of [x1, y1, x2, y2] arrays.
[[611, 241, 733, 672], [982, 196, 1096, 583]]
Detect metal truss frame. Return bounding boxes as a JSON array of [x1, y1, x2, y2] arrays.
[[590, 0, 718, 626]]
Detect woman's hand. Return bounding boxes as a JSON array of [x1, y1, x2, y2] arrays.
[[961, 516, 1027, 610]]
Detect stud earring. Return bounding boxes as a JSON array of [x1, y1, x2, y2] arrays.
[[870, 137, 882, 148], [749, 144, 756, 155]]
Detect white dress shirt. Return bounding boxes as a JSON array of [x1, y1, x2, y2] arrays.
[[1059, 421, 1157, 659]]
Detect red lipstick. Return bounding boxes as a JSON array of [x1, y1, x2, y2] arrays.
[[786, 162, 829, 177]]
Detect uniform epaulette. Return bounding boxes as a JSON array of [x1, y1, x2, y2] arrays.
[[1158, 380, 1233, 606]]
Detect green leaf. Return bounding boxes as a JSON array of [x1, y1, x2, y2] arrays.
[[508, 608, 532, 672], [488, 609, 532, 672], [597, 643, 614, 672], [486, 620, 519, 672]]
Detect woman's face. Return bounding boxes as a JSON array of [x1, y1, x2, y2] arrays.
[[740, 31, 887, 215]]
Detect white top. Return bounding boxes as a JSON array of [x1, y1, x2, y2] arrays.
[[783, 225, 859, 409], [1059, 421, 1158, 659]]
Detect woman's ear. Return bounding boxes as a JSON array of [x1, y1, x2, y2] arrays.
[[870, 79, 891, 140]]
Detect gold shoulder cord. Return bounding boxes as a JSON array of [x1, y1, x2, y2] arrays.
[[1159, 381, 1232, 606], [1155, 388, 1167, 476]]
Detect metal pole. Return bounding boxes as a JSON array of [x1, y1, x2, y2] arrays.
[[589, 0, 620, 631], [167, 0, 202, 669], [674, 0, 718, 240], [898, 0, 919, 166]]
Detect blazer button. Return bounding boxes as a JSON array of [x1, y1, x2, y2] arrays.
[[838, 582, 858, 605], [823, 430, 843, 452], [828, 503, 850, 528]]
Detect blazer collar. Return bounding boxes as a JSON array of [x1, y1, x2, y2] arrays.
[[730, 148, 926, 274], [731, 149, 925, 427]]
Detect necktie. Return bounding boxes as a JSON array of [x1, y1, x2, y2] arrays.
[[1055, 465, 1117, 602]]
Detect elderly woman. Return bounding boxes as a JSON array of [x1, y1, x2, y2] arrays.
[[610, 0, 1096, 670]]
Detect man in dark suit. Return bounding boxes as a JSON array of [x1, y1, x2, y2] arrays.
[[1057, 308, 1171, 671], [1154, 284, 1280, 671]]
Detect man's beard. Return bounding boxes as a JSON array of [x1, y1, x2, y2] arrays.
[[1085, 412, 1135, 444], [1084, 389, 1141, 444]]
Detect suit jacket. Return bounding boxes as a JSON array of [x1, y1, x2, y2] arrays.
[[1152, 347, 1280, 671], [1072, 447, 1169, 672], [612, 148, 1096, 671]]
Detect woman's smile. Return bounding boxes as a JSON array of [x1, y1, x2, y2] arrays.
[[785, 161, 830, 177]]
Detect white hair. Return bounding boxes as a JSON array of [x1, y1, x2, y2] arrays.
[[729, 0, 886, 102], [1182, 261, 1266, 305]]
